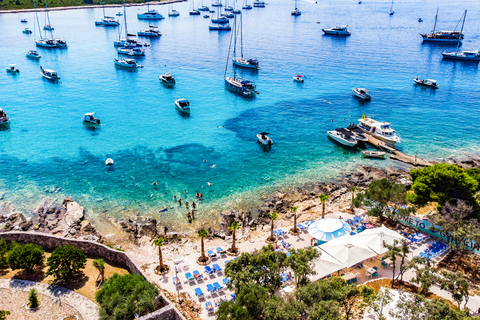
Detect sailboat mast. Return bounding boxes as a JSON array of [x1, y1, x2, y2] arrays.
[[240, 14, 243, 58], [390, 0, 393, 10], [34, 0, 42, 39], [225, 15, 235, 77], [103, 0, 105, 18], [123, 0, 127, 36], [233, 15, 237, 58], [456, 10, 466, 54], [432, 7, 438, 33]]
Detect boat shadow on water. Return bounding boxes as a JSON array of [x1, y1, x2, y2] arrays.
[[83, 123, 101, 132], [177, 111, 191, 119]]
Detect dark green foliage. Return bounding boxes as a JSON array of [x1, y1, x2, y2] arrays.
[[95, 273, 159, 320], [28, 289, 39, 308], [45, 245, 86, 281], [0, 310, 10, 320], [466, 168, 480, 186], [263, 296, 304, 320], [309, 300, 341, 320], [6, 243, 44, 272], [285, 246, 320, 286], [0, 239, 10, 269]]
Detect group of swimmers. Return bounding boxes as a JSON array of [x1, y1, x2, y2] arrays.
[[173, 190, 204, 223]]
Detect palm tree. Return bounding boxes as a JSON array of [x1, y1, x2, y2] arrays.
[[153, 238, 165, 270], [268, 212, 278, 242], [197, 229, 209, 262], [92, 258, 106, 286], [350, 187, 356, 213], [318, 194, 329, 219], [291, 206, 299, 233], [228, 221, 241, 254]]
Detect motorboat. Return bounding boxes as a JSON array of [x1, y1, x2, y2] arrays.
[[23, 28, 32, 34], [322, 25, 351, 36], [212, 17, 229, 24], [117, 47, 146, 56], [114, 58, 143, 69], [190, 9, 201, 15], [293, 75, 304, 82], [203, 14, 210, 18], [175, 99, 190, 113], [106, 158, 114, 166], [413, 78, 438, 88], [138, 10, 165, 20], [362, 150, 386, 159], [225, 76, 256, 96], [253, 0, 265, 7], [82, 113, 101, 124], [21, 19, 28, 23], [160, 73, 175, 86], [0, 109, 9, 126], [358, 117, 401, 146], [327, 129, 357, 147], [95, 17, 120, 26], [199, 5, 210, 11], [346, 125, 369, 142], [418, 18, 423, 22], [257, 132, 273, 145], [353, 88, 371, 100], [292, 8, 301, 16], [44, 24, 54, 30], [232, 9, 241, 14], [420, 9, 465, 43], [169, 9, 180, 17], [53, 39, 67, 48], [442, 49, 480, 61], [40, 66, 60, 80], [138, 25, 162, 37], [210, 24, 231, 31], [6, 65, 20, 74], [26, 50, 41, 59], [233, 57, 259, 69]]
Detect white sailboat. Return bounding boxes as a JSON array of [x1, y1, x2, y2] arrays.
[[189, 0, 201, 15], [389, 0, 394, 15], [442, 11, 479, 61], [242, 0, 252, 9], [168, 4, 180, 17], [138, 0, 165, 20], [34, 0, 66, 48], [232, 15, 259, 69], [43, 0, 54, 30], [95, 0, 120, 26], [291, 0, 301, 16], [198, 0, 209, 11]]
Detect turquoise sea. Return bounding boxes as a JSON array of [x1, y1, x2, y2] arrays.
[[1, 0, 480, 229]]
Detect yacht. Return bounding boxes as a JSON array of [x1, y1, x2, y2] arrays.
[[23, 28, 33, 34], [117, 47, 145, 56], [346, 125, 369, 142], [322, 25, 351, 36], [358, 117, 401, 146], [82, 113, 101, 124], [114, 34, 146, 47], [40, 66, 60, 81], [175, 99, 191, 113], [253, 0, 265, 7], [199, 5, 209, 11], [293, 75, 304, 82], [169, 9, 180, 17], [442, 49, 480, 61], [138, 7, 165, 20], [26, 50, 41, 59], [35, 39, 57, 48], [225, 76, 256, 96], [160, 73, 175, 86], [95, 16, 120, 26], [233, 57, 259, 69], [327, 129, 357, 147], [257, 132, 273, 145], [210, 24, 231, 31], [6, 65, 20, 74], [420, 9, 465, 43], [353, 88, 371, 100], [138, 25, 162, 37], [291, 0, 300, 16], [413, 78, 438, 88], [362, 150, 386, 159], [115, 58, 143, 69], [0, 109, 9, 126]]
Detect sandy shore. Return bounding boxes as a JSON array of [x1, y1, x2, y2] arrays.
[[0, 0, 185, 14]]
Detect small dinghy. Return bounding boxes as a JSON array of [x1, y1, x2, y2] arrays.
[[106, 158, 114, 166], [6, 64, 20, 74], [293, 75, 304, 82], [413, 78, 438, 89], [82, 113, 101, 124], [257, 132, 273, 145], [362, 150, 386, 159]]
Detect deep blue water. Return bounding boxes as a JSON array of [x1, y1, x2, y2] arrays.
[[1, 0, 480, 228]]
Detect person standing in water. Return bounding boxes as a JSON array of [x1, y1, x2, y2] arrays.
[[178, 198, 182, 206]]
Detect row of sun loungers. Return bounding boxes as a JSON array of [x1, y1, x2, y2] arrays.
[[207, 247, 227, 259], [184, 263, 224, 283], [418, 241, 448, 260], [195, 281, 226, 298], [296, 221, 314, 232]]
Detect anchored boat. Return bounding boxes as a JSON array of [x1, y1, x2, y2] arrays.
[[82, 113, 101, 124], [358, 116, 401, 146], [0, 109, 9, 126], [413, 78, 438, 88], [420, 8, 464, 43], [160, 73, 175, 86], [327, 129, 357, 147], [322, 25, 351, 36], [353, 88, 371, 100], [257, 132, 273, 145], [40, 66, 60, 81], [175, 99, 191, 113]]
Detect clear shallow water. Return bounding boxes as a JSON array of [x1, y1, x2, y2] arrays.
[[1, 0, 480, 227]]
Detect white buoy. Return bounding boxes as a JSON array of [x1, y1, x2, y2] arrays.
[[106, 158, 114, 166]]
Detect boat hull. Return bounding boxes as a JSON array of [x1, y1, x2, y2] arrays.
[[209, 25, 231, 30], [323, 30, 350, 36], [233, 58, 259, 69], [413, 79, 438, 88], [256, 134, 272, 145], [362, 151, 386, 159], [224, 77, 255, 95], [442, 52, 480, 61], [327, 132, 357, 147]]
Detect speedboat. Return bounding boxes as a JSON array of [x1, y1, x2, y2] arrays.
[[322, 25, 351, 36], [353, 88, 371, 100], [95, 17, 120, 26], [362, 150, 386, 159], [53, 39, 67, 48], [358, 117, 401, 146], [26, 50, 41, 59], [346, 125, 369, 142], [117, 47, 145, 56], [175, 99, 190, 113], [413, 78, 438, 88], [106, 158, 114, 166], [257, 132, 273, 145], [138, 10, 165, 20], [291, 8, 301, 16], [293, 75, 304, 82], [209, 23, 231, 31], [21, 19, 28, 23], [199, 6, 210, 11], [115, 58, 143, 69], [0, 108, 9, 126], [253, 0, 265, 7], [442, 49, 480, 61], [82, 113, 101, 124], [6, 65, 20, 74], [233, 57, 259, 69], [327, 129, 357, 147], [44, 24, 54, 30], [160, 73, 175, 85], [138, 25, 162, 37], [225, 76, 256, 96], [23, 28, 32, 34], [40, 66, 60, 80], [169, 9, 180, 17]]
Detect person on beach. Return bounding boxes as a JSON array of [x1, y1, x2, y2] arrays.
[[191, 210, 195, 220], [192, 201, 196, 209], [187, 212, 192, 223], [178, 198, 182, 206], [185, 201, 189, 208]]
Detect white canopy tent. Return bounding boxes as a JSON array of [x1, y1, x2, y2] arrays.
[[308, 218, 352, 243], [309, 248, 347, 281], [318, 234, 377, 268], [353, 225, 406, 254]]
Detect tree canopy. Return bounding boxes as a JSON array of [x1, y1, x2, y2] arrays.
[[45, 245, 87, 281], [6, 243, 44, 272]]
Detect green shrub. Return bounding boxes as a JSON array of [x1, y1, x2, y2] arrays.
[[45, 245, 87, 281], [28, 289, 39, 308], [6, 243, 44, 272]]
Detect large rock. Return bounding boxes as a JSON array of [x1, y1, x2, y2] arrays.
[[64, 201, 85, 228]]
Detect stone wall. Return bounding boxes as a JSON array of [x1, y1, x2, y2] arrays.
[[0, 231, 185, 320]]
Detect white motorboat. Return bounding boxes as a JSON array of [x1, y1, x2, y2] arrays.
[[413, 78, 438, 88], [138, 0, 165, 20], [175, 99, 190, 113], [26, 50, 41, 59], [358, 117, 401, 146], [353, 88, 371, 100], [322, 25, 351, 36], [82, 113, 101, 124], [253, 0, 265, 7], [293, 75, 304, 82], [160, 73, 175, 86], [115, 58, 143, 69], [362, 150, 386, 159], [95, 17, 120, 26], [117, 47, 145, 56], [40, 66, 59, 80], [6, 64, 20, 74], [106, 158, 114, 166], [346, 125, 369, 142], [0, 108, 9, 126], [138, 25, 162, 37], [442, 49, 480, 61], [23, 28, 32, 34], [327, 129, 357, 147], [257, 132, 273, 145]]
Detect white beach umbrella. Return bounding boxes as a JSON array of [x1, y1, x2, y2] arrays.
[[318, 234, 377, 267], [353, 225, 406, 255], [309, 248, 347, 281], [308, 218, 352, 242]]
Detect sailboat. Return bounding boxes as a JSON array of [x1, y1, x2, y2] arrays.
[[232, 15, 259, 69], [212, 0, 222, 7], [224, 16, 257, 96], [190, 0, 201, 15], [225, 0, 233, 11], [95, 0, 120, 26], [115, 0, 145, 48], [420, 8, 464, 43], [291, 0, 301, 16], [442, 11, 479, 61], [389, 0, 394, 15], [209, 6, 231, 30], [34, 0, 67, 48], [43, 0, 54, 30], [242, 0, 252, 10], [168, 4, 180, 17], [198, 0, 209, 11], [138, 0, 165, 20]]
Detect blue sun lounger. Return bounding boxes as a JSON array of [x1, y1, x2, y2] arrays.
[[206, 283, 216, 293], [297, 224, 306, 231], [195, 287, 204, 298], [217, 247, 226, 255], [213, 263, 222, 273], [193, 270, 203, 280], [223, 278, 230, 285], [185, 272, 195, 281], [353, 216, 362, 223], [204, 266, 214, 274], [213, 282, 224, 291], [207, 250, 217, 258]]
